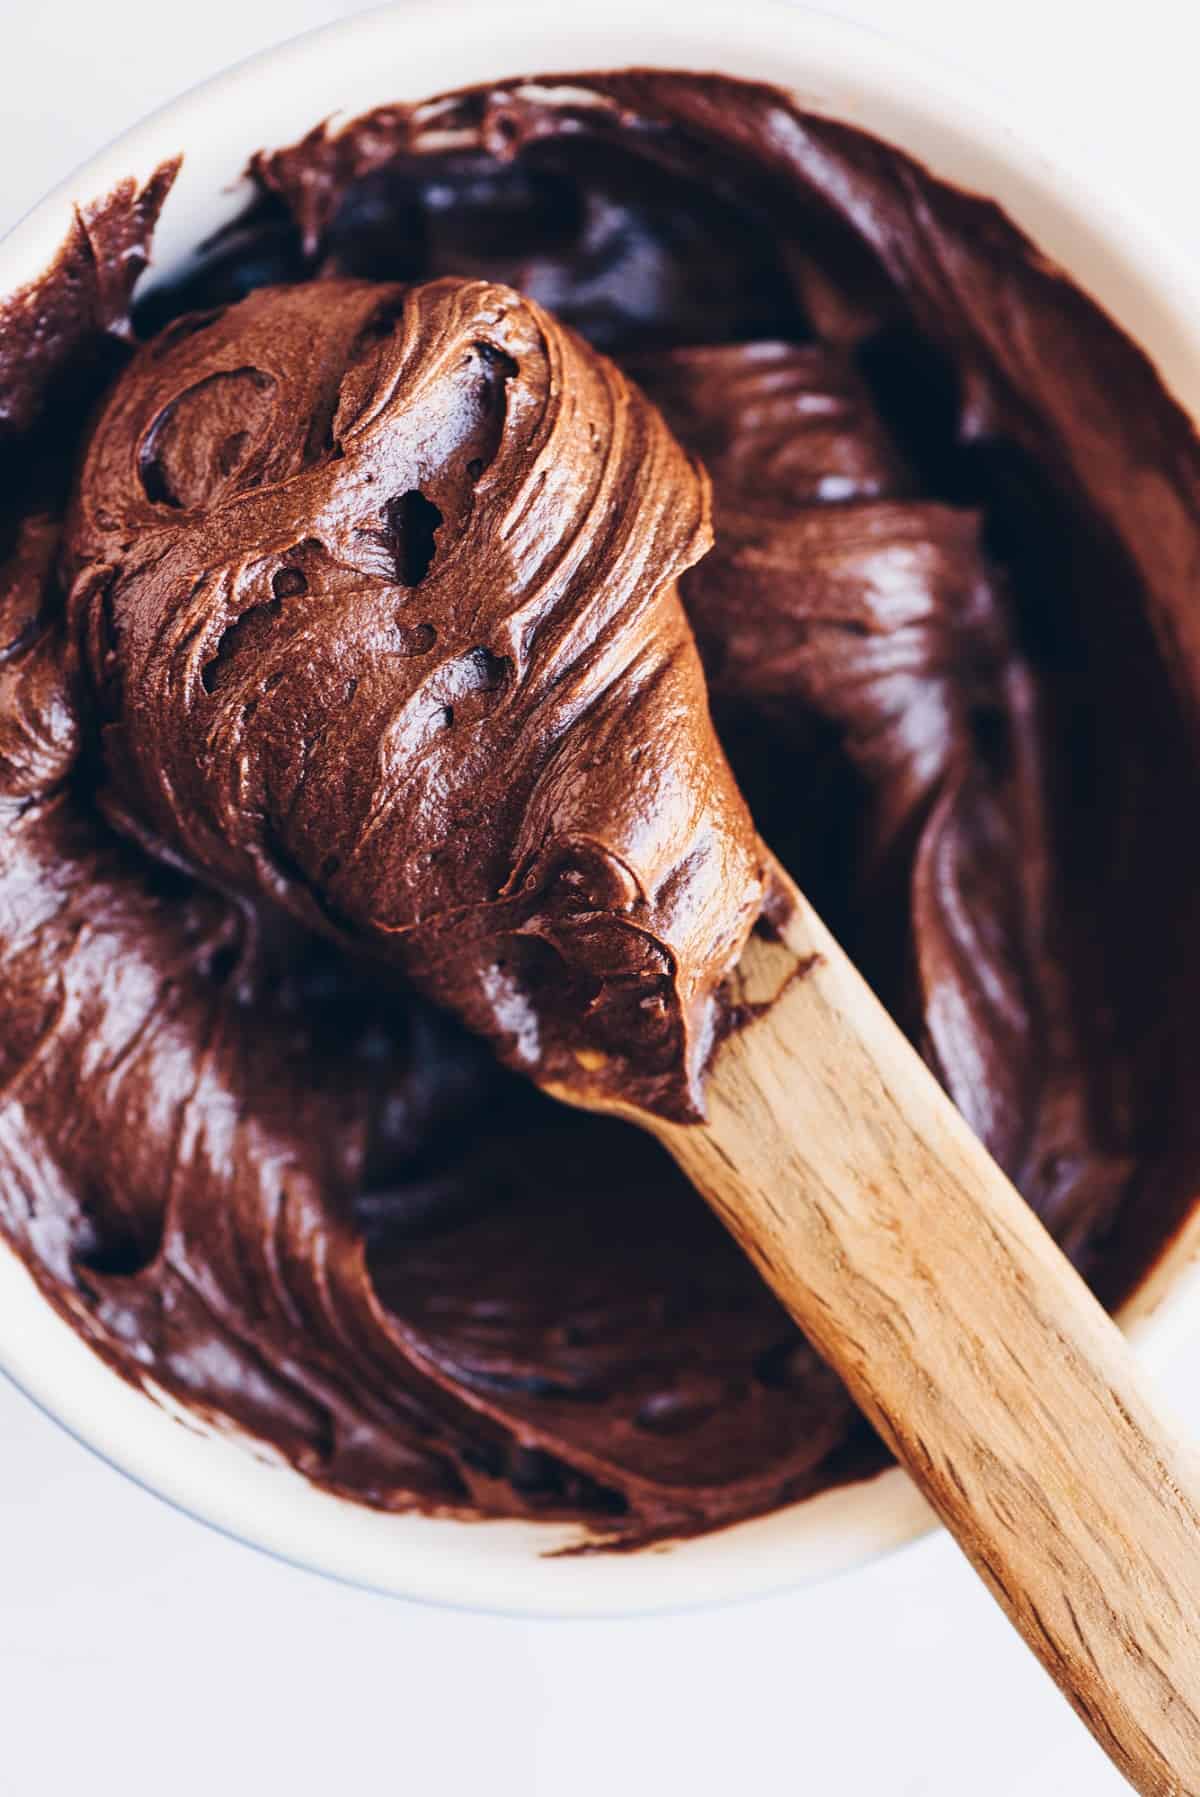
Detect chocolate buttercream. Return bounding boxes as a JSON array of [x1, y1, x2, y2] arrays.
[[3, 72, 1200, 1547], [64, 274, 762, 1118]]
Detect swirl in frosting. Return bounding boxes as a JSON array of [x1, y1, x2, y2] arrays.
[[65, 274, 763, 1117]]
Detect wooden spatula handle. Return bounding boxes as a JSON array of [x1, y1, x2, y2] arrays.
[[652, 882, 1200, 1797]]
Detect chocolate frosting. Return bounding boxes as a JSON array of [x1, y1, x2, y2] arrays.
[[3, 71, 1200, 1547], [65, 274, 762, 1117]]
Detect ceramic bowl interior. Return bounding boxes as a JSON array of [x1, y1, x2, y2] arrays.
[[3, 0, 1200, 1615]]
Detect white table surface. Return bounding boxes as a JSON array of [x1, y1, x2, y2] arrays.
[[2, 3, 1199, 1792]]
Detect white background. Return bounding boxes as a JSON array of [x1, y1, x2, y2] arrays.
[[3, 2, 1199, 1791]]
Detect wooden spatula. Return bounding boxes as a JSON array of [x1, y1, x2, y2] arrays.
[[72, 261, 1197, 1790], [552, 860, 1200, 1797]]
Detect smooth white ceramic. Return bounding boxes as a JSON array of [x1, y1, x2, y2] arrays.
[[2, 0, 1199, 1616]]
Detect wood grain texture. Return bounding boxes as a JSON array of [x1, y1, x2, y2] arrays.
[[565, 875, 1200, 1796]]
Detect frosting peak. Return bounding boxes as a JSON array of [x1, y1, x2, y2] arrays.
[[66, 276, 765, 1116]]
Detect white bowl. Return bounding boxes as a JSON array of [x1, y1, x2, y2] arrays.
[[4, 0, 1200, 1616]]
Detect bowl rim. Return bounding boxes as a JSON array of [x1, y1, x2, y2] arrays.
[[3, 0, 1200, 1617]]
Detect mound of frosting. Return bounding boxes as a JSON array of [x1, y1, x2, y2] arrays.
[[65, 275, 763, 1117], [3, 69, 1200, 1548]]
